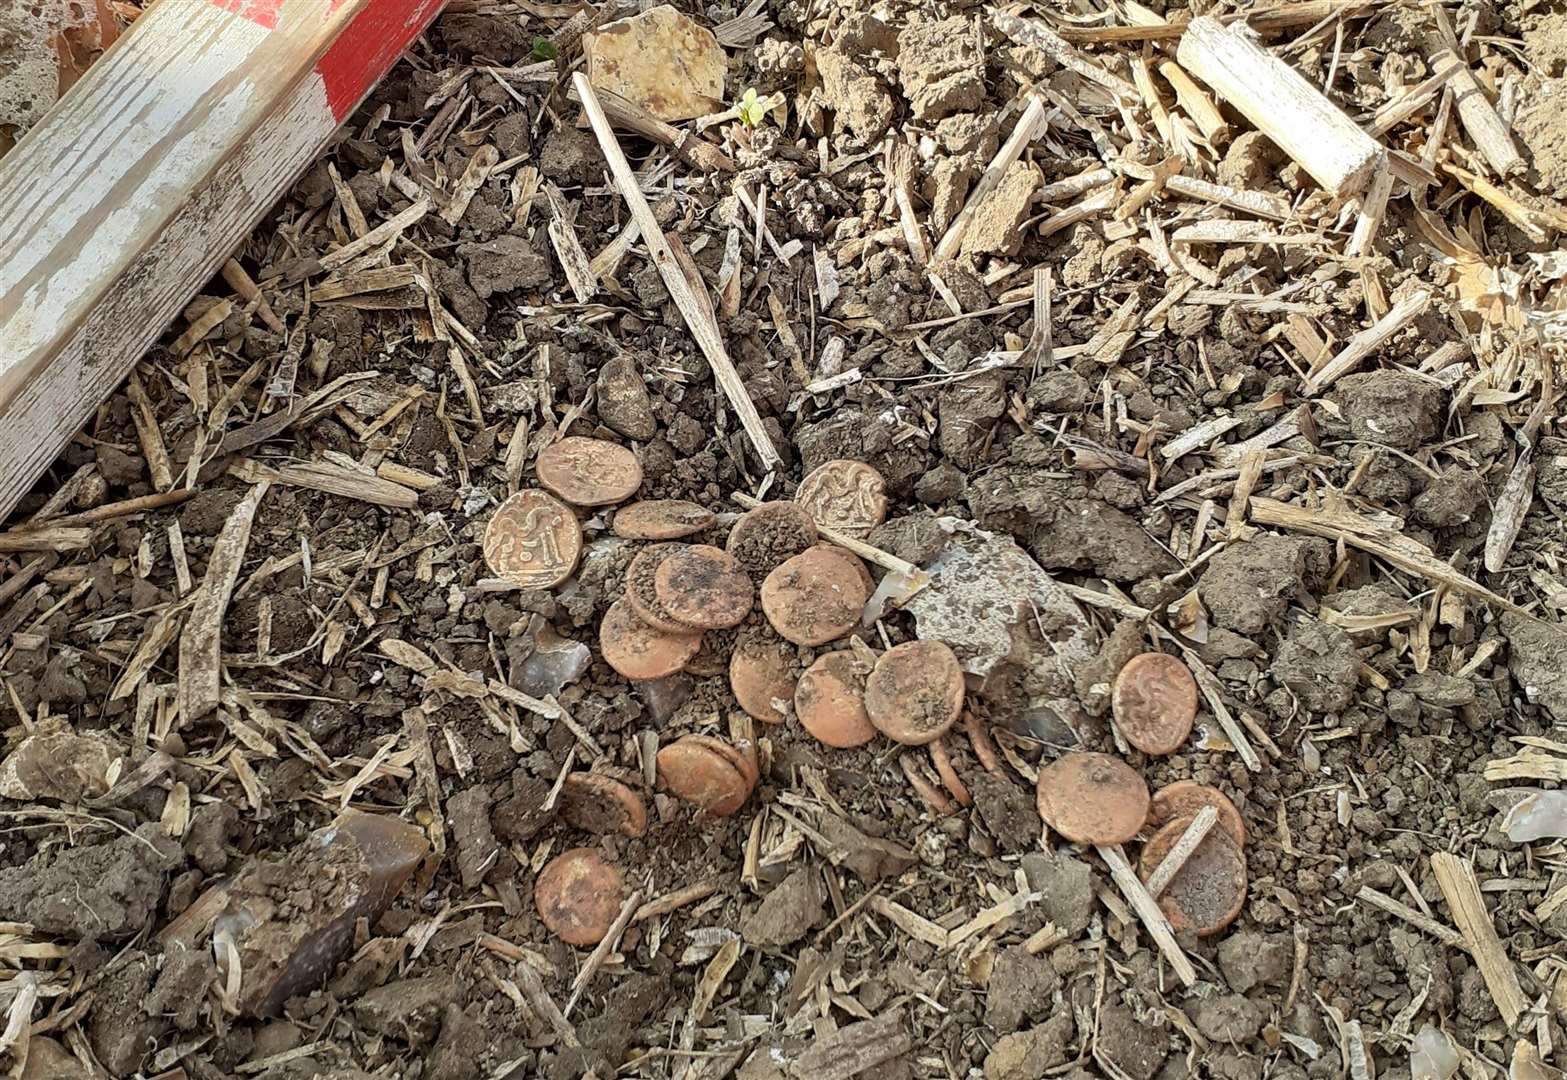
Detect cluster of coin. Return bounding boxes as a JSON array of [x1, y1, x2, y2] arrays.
[[1034, 653, 1247, 936]]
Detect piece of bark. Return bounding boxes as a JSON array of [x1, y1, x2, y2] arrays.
[[177, 481, 267, 725]]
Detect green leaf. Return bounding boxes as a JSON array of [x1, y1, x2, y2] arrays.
[[531, 37, 558, 61], [737, 87, 765, 128]]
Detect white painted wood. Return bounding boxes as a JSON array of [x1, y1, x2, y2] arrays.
[[0, 0, 444, 521]]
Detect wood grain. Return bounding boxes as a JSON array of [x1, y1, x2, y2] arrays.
[[0, 0, 445, 522]]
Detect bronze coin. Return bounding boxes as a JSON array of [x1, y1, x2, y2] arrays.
[[535, 848, 625, 946], [613, 499, 715, 540], [656, 740, 750, 816], [654, 545, 754, 630], [1138, 814, 1248, 937], [624, 543, 697, 633], [1035, 752, 1150, 845], [682, 734, 760, 792], [599, 597, 702, 681], [1112, 652, 1198, 756], [796, 459, 888, 538], [729, 630, 799, 724], [559, 772, 649, 838], [795, 650, 878, 748], [536, 436, 643, 507], [1147, 781, 1246, 847], [808, 542, 875, 596], [726, 501, 817, 581], [759, 547, 867, 646], [482, 490, 583, 589], [863, 640, 965, 746]]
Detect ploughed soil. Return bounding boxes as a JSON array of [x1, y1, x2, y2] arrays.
[[2, 1, 1567, 1078]]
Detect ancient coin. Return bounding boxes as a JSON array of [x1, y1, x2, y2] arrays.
[[726, 501, 817, 581], [656, 739, 750, 816], [559, 772, 649, 838], [1147, 781, 1246, 847], [612, 499, 715, 540], [483, 489, 582, 589], [624, 543, 698, 633], [729, 629, 800, 724], [796, 459, 888, 537], [536, 436, 643, 507], [1138, 814, 1248, 936], [535, 848, 625, 946], [759, 547, 867, 646], [863, 640, 965, 746], [682, 734, 759, 792], [1035, 752, 1150, 845], [795, 650, 878, 748], [655, 545, 754, 629], [808, 542, 875, 595], [1112, 652, 1198, 755], [599, 597, 702, 681]]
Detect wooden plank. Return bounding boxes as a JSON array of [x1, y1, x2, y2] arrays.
[[0, 0, 447, 522]]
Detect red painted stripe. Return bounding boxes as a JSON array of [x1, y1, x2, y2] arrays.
[[210, 0, 283, 28], [316, 0, 442, 122]]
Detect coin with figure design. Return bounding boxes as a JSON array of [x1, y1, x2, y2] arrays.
[[483, 490, 582, 588]]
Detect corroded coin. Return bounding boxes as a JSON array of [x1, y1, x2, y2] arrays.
[[599, 597, 702, 681], [1112, 652, 1199, 756], [612, 499, 715, 540], [1147, 781, 1246, 847], [483, 490, 582, 588], [759, 547, 867, 646], [1035, 752, 1149, 845], [535, 848, 625, 946], [657, 739, 750, 817], [796, 459, 887, 537], [655, 545, 754, 630], [863, 640, 965, 746], [796, 650, 878, 749], [729, 628, 799, 724], [536, 436, 643, 507], [625, 543, 696, 634], [1138, 814, 1248, 937], [726, 501, 817, 581], [559, 772, 649, 838]]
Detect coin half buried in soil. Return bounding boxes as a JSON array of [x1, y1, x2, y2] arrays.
[[1147, 781, 1246, 847], [559, 772, 649, 838], [624, 543, 700, 633], [483, 490, 583, 589], [600, 597, 702, 681], [1112, 652, 1199, 756], [729, 631, 799, 724], [536, 436, 643, 507], [759, 547, 868, 646], [1035, 752, 1150, 845], [656, 739, 750, 816], [655, 545, 754, 630], [863, 640, 965, 746], [795, 650, 878, 748], [534, 847, 625, 946], [612, 499, 715, 540], [1138, 814, 1248, 937], [795, 459, 888, 538], [726, 501, 817, 581]]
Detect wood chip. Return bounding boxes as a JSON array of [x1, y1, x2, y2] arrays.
[[177, 482, 268, 725]]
